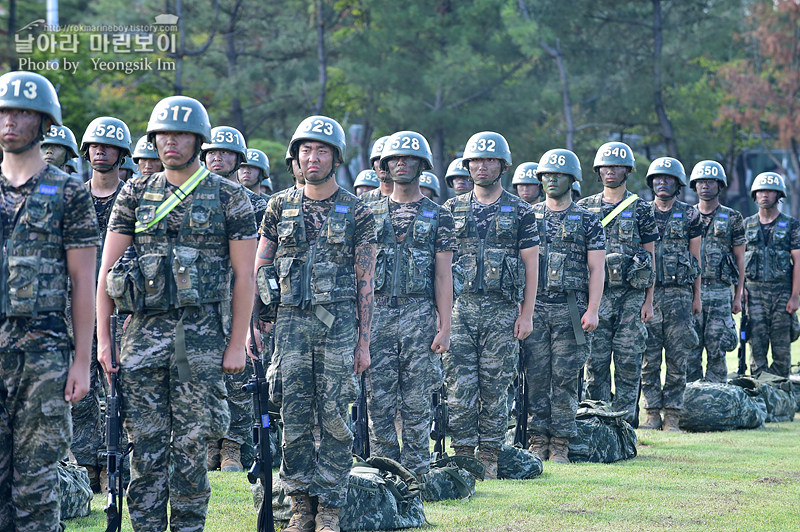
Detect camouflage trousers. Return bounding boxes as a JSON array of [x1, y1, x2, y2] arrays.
[[276, 302, 358, 508], [525, 298, 590, 439], [120, 305, 230, 532], [70, 336, 105, 468], [642, 286, 698, 411], [747, 281, 793, 378], [366, 299, 441, 476], [444, 294, 519, 451], [223, 368, 254, 447], [688, 282, 737, 383], [0, 349, 71, 532], [585, 287, 647, 423]]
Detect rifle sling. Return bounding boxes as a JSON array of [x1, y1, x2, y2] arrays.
[[600, 194, 639, 228]]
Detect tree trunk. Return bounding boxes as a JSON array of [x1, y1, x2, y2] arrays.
[[315, 0, 327, 114], [432, 127, 447, 203], [652, 0, 679, 158], [224, 4, 245, 132], [789, 138, 800, 218]]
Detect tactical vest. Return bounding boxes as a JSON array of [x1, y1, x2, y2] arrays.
[[699, 205, 740, 285], [744, 213, 794, 284], [274, 188, 357, 307], [533, 202, 589, 294], [1, 169, 69, 318], [132, 172, 230, 310], [653, 200, 699, 286], [371, 196, 439, 301], [451, 190, 525, 303], [84, 179, 123, 276]]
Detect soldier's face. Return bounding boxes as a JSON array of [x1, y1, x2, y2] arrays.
[[119, 168, 133, 182], [652, 175, 678, 199], [138, 157, 162, 175], [599, 165, 628, 188], [298, 141, 337, 184], [540, 172, 572, 199], [41, 144, 68, 167], [205, 149, 238, 175], [421, 187, 434, 199], [516, 183, 540, 204], [468, 158, 503, 186], [88, 143, 120, 168], [452, 176, 473, 195], [695, 178, 720, 200], [155, 132, 197, 167], [387, 156, 422, 183], [238, 165, 261, 187], [372, 158, 390, 183], [355, 185, 376, 197], [0, 108, 41, 152], [755, 190, 779, 208]]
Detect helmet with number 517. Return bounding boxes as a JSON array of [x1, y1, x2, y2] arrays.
[[289, 115, 346, 164], [380, 130, 433, 174], [0, 71, 62, 127], [512, 162, 540, 186], [461, 131, 512, 169], [750, 172, 787, 200], [537, 149, 582, 182], [147, 96, 212, 144], [593, 141, 635, 173], [132, 135, 159, 163], [689, 160, 727, 189], [646, 157, 686, 188], [42, 125, 79, 159], [80, 116, 132, 158]]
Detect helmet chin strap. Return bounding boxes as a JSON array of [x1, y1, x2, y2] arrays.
[[3, 115, 45, 154], [600, 171, 629, 188], [391, 166, 422, 185], [90, 153, 122, 173], [304, 169, 335, 185]]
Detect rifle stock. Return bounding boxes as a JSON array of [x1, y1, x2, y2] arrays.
[[738, 308, 749, 375], [513, 349, 528, 447], [431, 385, 447, 455]]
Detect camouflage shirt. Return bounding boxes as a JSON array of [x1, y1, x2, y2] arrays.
[[261, 187, 376, 248], [654, 202, 703, 240], [596, 196, 659, 245], [443, 193, 540, 250], [758, 215, 800, 247], [698, 205, 746, 246], [85, 180, 124, 235], [0, 165, 100, 351], [388, 198, 457, 253]]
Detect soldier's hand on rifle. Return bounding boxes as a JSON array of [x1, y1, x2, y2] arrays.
[[97, 338, 119, 381], [223, 343, 247, 374], [246, 320, 273, 361]]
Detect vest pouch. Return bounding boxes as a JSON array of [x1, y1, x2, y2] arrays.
[[413, 220, 433, 245], [545, 251, 566, 292], [660, 253, 680, 285], [501, 255, 525, 303], [453, 254, 476, 298], [684, 253, 700, 283], [495, 212, 515, 240], [135, 205, 158, 231], [627, 250, 654, 290], [406, 248, 432, 295], [744, 247, 761, 280], [7, 255, 40, 317], [702, 249, 723, 280], [374, 248, 387, 292], [277, 220, 298, 247], [618, 218, 635, 243], [189, 204, 212, 233], [172, 246, 201, 307], [605, 252, 627, 288], [106, 247, 144, 313], [483, 249, 505, 292], [276, 256, 303, 306], [774, 249, 792, 274], [454, 216, 468, 237], [257, 264, 281, 322], [139, 253, 169, 310], [311, 260, 337, 304], [21, 196, 52, 231], [720, 253, 739, 286], [713, 218, 729, 237], [327, 219, 348, 245]]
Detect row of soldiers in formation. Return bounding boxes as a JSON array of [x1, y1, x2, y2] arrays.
[[1, 71, 798, 532]]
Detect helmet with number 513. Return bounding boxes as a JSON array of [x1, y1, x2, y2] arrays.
[[750, 172, 787, 200], [646, 157, 687, 188], [537, 149, 582, 182], [689, 160, 727, 189], [0, 71, 62, 129]]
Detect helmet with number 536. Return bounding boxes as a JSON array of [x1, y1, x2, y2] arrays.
[[289, 115, 346, 164], [593, 141, 635, 173], [380, 130, 433, 175], [750, 172, 787, 200], [80, 116, 132, 157], [461, 131, 512, 169], [537, 149, 582, 182], [646, 157, 686, 188], [689, 160, 727, 189]]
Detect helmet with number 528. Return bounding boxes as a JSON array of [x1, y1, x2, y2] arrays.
[[147, 95, 212, 144], [289, 115, 346, 163], [42, 125, 79, 159], [512, 162, 540, 186], [750, 172, 787, 200], [132, 135, 159, 163], [461, 131, 512, 168], [689, 160, 727, 189], [593, 141, 635, 173], [80, 116, 132, 157], [380, 130, 433, 174], [537, 149, 582, 182], [646, 157, 687, 188], [0, 71, 62, 126], [201, 126, 247, 168]]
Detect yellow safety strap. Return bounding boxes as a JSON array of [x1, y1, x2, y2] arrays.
[[600, 194, 639, 228], [134, 167, 210, 233]]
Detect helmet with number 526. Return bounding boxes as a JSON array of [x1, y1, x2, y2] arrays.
[[380, 130, 433, 172], [689, 160, 727, 189], [537, 149, 582, 182], [512, 162, 540, 186], [750, 172, 787, 200], [42, 125, 79, 159], [0, 71, 62, 127], [80, 116, 132, 157], [646, 157, 686, 188], [289, 115, 346, 163], [147, 95, 212, 144], [593, 141, 635, 173], [132, 135, 159, 163], [243, 148, 270, 178], [461, 131, 512, 169]]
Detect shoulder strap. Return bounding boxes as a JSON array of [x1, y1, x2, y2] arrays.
[[601, 194, 639, 228], [134, 167, 210, 233]]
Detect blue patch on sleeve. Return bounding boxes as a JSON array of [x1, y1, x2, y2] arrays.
[[672, 212, 683, 218], [500, 206, 513, 212], [334, 205, 349, 214], [621, 212, 633, 218], [422, 210, 435, 218], [718, 213, 728, 219], [778, 221, 788, 227], [38, 184, 58, 195], [568, 214, 581, 220]]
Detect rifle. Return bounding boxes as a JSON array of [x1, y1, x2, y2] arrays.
[[513, 349, 528, 447], [431, 385, 448, 454], [738, 306, 749, 375], [244, 319, 275, 532], [351, 373, 370, 460], [105, 313, 133, 532]]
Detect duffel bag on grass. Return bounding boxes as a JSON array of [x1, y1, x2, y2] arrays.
[[498, 443, 543, 479], [729, 374, 794, 423], [568, 400, 637, 462], [420, 453, 483, 501], [59, 461, 92, 520], [680, 380, 765, 431]]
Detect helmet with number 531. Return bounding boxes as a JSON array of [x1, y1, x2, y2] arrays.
[[689, 160, 727, 189], [201, 126, 247, 168], [646, 157, 686, 188], [750, 172, 787, 200], [290, 115, 346, 164], [537, 149, 582, 182]]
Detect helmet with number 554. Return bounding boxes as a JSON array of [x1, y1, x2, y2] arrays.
[[289, 115, 346, 164], [750, 172, 787, 200], [689, 160, 727, 189], [646, 157, 686, 188], [537, 149, 582, 182]]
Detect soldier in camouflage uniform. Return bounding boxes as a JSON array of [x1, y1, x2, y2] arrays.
[[578, 142, 657, 426], [445, 157, 473, 196], [238, 148, 272, 203], [688, 161, 745, 383], [360, 136, 392, 204], [419, 170, 440, 200], [365, 131, 455, 476], [443, 131, 539, 479], [512, 162, 542, 205], [71, 116, 132, 490], [744, 172, 800, 378], [119, 157, 135, 182], [525, 149, 605, 463], [97, 96, 257, 531], [132, 135, 163, 177], [254, 115, 375, 532], [40, 124, 79, 172], [201, 126, 267, 473], [640, 157, 703, 431], [0, 71, 100, 532], [571, 181, 581, 202], [353, 169, 379, 197]]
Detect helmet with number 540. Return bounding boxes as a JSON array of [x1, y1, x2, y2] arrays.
[[593, 141, 635, 173], [537, 149, 582, 182]]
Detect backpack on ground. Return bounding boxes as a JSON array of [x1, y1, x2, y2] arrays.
[[680, 380, 765, 431], [420, 453, 484, 501], [58, 461, 92, 520], [568, 400, 637, 462], [497, 444, 543, 479]]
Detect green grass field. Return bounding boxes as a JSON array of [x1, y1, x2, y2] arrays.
[[67, 349, 800, 531]]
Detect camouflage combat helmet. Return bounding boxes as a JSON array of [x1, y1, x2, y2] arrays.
[[370, 136, 390, 166], [419, 171, 441, 197], [353, 169, 380, 189], [201, 126, 248, 168], [80, 116, 132, 156], [42, 125, 79, 159], [243, 148, 270, 177], [750, 172, 787, 200], [462, 131, 512, 168], [593, 141, 635, 173], [537, 149, 582, 182], [380, 131, 434, 175], [132, 135, 159, 163], [512, 162, 540, 186], [289, 115, 346, 163], [445, 157, 470, 188]]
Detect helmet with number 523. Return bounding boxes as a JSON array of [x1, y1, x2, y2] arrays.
[[646, 157, 687, 188], [289, 115, 346, 163], [80, 116, 132, 157], [593, 141, 635, 173], [689, 160, 727, 189], [750, 172, 787, 200], [537, 149, 582, 182], [379, 131, 433, 179]]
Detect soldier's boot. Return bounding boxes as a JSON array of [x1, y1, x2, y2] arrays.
[[452, 446, 475, 457], [477, 448, 499, 479], [207, 441, 221, 471], [285, 494, 316, 532], [527, 433, 549, 461], [220, 438, 244, 472], [548, 437, 571, 464], [83, 465, 101, 493], [639, 409, 662, 430], [315, 505, 340, 532], [662, 409, 682, 432]]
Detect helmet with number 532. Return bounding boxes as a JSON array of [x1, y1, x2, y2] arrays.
[[80, 116, 132, 157], [537, 149, 582, 182], [379, 131, 433, 180], [646, 157, 687, 188], [593, 141, 635, 173], [750, 172, 787, 200], [689, 160, 727, 189], [289, 115, 346, 164]]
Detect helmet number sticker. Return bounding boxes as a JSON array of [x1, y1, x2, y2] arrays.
[[0, 79, 38, 99], [304, 119, 334, 136], [247, 151, 259, 160], [525, 169, 536, 178], [548, 154, 567, 166], [469, 138, 496, 152], [156, 105, 193, 122], [702, 165, 719, 176], [661, 159, 672, 168], [391, 136, 421, 150], [603, 146, 627, 159], [213, 130, 239, 144], [94, 124, 126, 141], [49, 126, 66, 139], [761, 174, 780, 185]]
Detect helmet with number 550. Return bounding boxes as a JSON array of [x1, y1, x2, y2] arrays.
[[750, 172, 787, 200], [289, 115, 346, 164], [646, 157, 686, 188], [537, 149, 582, 182], [689, 160, 727, 189]]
